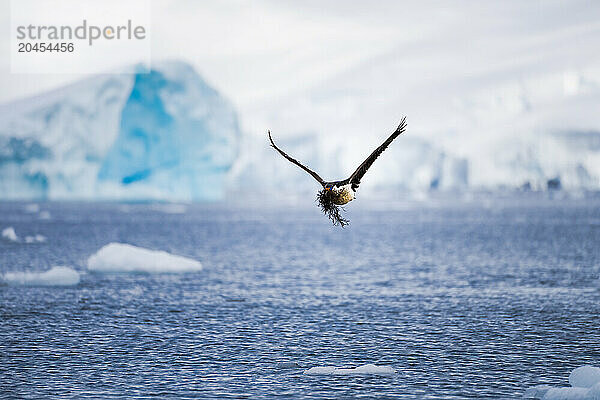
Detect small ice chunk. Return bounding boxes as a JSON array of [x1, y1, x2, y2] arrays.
[[151, 204, 188, 214], [87, 242, 202, 273], [2, 227, 18, 242], [304, 366, 341, 375], [523, 385, 552, 399], [39, 211, 51, 220], [524, 366, 600, 399], [304, 364, 395, 376], [540, 386, 592, 400], [276, 361, 301, 369], [24, 204, 40, 213], [570, 366, 600, 388], [3, 266, 80, 286], [25, 234, 47, 243]]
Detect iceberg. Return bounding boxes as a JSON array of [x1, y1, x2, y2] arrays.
[[87, 242, 202, 273], [0, 61, 240, 201], [248, 35, 600, 195], [24, 234, 47, 243], [304, 364, 395, 376], [571, 366, 600, 389], [233, 132, 470, 197], [2, 58, 598, 199], [2, 266, 80, 286], [524, 365, 600, 400], [2, 227, 18, 242], [233, 126, 600, 197]]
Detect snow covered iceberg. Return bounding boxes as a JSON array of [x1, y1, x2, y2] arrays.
[[0, 61, 240, 201], [87, 242, 202, 273]]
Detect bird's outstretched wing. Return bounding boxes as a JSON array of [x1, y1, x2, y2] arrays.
[[345, 117, 407, 191], [268, 131, 326, 187]]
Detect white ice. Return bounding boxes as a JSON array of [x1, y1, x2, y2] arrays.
[[24, 203, 40, 213], [524, 366, 600, 400], [2, 266, 80, 286], [304, 364, 395, 376], [2, 226, 18, 242], [150, 204, 188, 214], [87, 242, 202, 273], [571, 366, 600, 389], [24, 234, 47, 243]]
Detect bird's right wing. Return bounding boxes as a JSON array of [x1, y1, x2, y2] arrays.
[[346, 117, 407, 191], [268, 131, 326, 187]]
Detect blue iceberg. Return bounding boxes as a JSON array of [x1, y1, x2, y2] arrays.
[[0, 61, 240, 201]]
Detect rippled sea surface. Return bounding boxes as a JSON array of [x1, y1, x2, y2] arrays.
[[1, 199, 600, 399]]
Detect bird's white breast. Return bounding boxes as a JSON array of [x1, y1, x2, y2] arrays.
[[333, 184, 355, 205]]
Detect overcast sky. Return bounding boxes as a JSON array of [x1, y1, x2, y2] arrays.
[[1, 0, 599, 143]]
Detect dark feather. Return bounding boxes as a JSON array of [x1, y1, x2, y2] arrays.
[[268, 131, 325, 187], [267, 119, 407, 228], [345, 117, 407, 191]]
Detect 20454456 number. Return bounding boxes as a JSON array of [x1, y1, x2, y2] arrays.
[[18, 42, 74, 52]]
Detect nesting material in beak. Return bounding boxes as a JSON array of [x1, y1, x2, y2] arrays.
[[316, 189, 349, 227]]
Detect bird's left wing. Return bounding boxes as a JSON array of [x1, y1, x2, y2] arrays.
[[345, 117, 407, 191], [268, 131, 326, 187]]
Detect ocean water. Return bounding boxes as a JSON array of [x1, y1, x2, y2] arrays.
[[1, 199, 600, 399]]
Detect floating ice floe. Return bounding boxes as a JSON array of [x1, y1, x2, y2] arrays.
[[25, 235, 47, 243], [38, 211, 51, 220], [150, 204, 188, 214], [276, 361, 301, 369], [24, 204, 40, 213], [2, 227, 18, 242], [87, 242, 202, 273], [304, 364, 396, 376], [2, 266, 80, 286], [524, 365, 600, 399]]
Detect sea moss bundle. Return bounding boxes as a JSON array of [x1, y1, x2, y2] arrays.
[[316, 189, 349, 227]]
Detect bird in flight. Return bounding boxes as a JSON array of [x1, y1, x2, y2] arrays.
[[268, 117, 407, 227]]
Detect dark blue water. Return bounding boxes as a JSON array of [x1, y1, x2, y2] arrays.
[[1, 199, 600, 399]]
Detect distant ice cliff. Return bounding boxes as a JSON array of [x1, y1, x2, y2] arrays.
[[0, 60, 598, 201]]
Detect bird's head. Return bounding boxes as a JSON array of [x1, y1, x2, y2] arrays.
[[324, 183, 334, 191]]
